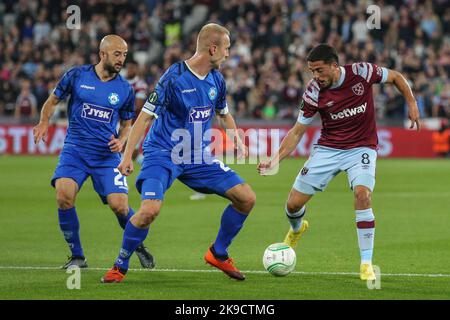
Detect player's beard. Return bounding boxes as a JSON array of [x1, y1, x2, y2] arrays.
[[104, 60, 121, 76], [318, 75, 334, 90]]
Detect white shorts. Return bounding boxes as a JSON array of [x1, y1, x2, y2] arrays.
[[293, 145, 377, 195]]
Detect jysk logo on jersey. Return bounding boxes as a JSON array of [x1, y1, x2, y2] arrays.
[[108, 92, 120, 105], [208, 87, 217, 101], [82, 103, 113, 123], [189, 106, 212, 123]]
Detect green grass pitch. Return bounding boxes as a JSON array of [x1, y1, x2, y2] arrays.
[[1, 156, 449, 300]]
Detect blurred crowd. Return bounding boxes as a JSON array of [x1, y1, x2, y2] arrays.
[[0, 0, 449, 123]]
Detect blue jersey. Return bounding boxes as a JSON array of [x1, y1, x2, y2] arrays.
[[53, 65, 135, 154], [141, 62, 228, 158]]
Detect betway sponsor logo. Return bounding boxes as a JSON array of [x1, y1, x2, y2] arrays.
[[330, 103, 367, 120], [82, 103, 113, 123]]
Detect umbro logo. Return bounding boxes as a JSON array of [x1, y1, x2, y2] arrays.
[[326, 101, 334, 107]]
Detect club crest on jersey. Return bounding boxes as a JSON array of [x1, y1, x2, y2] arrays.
[[208, 87, 217, 101], [82, 103, 113, 123], [108, 92, 120, 105], [352, 82, 365, 96], [189, 106, 212, 123]]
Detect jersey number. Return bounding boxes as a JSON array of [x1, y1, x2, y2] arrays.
[[212, 159, 231, 172], [361, 153, 370, 165], [114, 169, 128, 187]]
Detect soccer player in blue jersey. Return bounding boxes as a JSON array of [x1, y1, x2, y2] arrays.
[[101, 24, 256, 283], [33, 35, 154, 269]]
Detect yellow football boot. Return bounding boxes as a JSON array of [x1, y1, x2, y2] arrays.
[[360, 263, 376, 281], [283, 220, 309, 249]]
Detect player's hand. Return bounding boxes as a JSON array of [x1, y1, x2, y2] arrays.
[[108, 135, 123, 153], [118, 158, 133, 176], [236, 141, 248, 159], [257, 159, 278, 176], [33, 121, 49, 144], [408, 100, 421, 131]]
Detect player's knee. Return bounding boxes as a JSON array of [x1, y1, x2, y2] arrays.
[[136, 204, 160, 227], [286, 200, 303, 214], [354, 187, 372, 208], [110, 203, 129, 217], [56, 191, 75, 210], [233, 187, 256, 214]]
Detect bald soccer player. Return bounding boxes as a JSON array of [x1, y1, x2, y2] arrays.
[[33, 35, 155, 270], [101, 23, 256, 283]]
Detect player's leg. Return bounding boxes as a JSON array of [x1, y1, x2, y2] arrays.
[[101, 199, 162, 283], [102, 165, 175, 283], [106, 193, 155, 269], [283, 187, 313, 248], [202, 183, 255, 281], [52, 146, 90, 269], [345, 147, 377, 280], [285, 146, 340, 249], [92, 166, 155, 269], [54, 177, 88, 269], [180, 160, 254, 280]]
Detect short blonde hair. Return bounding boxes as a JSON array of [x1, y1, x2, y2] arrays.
[[196, 23, 230, 52]]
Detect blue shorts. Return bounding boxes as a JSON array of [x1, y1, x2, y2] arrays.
[[51, 144, 128, 204], [293, 146, 377, 195], [136, 152, 245, 200]]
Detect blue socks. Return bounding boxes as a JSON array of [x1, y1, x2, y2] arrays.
[[115, 221, 149, 270], [213, 205, 248, 257], [58, 207, 84, 257], [116, 207, 135, 230]]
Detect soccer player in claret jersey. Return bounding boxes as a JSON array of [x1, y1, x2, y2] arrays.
[[33, 35, 154, 270], [101, 23, 256, 283], [258, 44, 421, 281]]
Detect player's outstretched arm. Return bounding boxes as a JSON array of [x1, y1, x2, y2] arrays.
[[33, 93, 60, 144], [118, 111, 154, 176], [257, 122, 308, 175], [385, 69, 421, 131], [216, 113, 248, 158]]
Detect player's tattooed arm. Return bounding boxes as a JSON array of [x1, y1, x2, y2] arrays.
[[385, 69, 421, 131], [257, 122, 308, 175], [33, 93, 61, 144]]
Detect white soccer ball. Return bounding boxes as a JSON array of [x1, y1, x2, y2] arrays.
[[262, 243, 297, 276]]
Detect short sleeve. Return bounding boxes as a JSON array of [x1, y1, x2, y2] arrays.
[[297, 99, 317, 125], [215, 76, 229, 115], [53, 67, 79, 100], [142, 75, 172, 119], [119, 87, 135, 120], [351, 62, 389, 85]]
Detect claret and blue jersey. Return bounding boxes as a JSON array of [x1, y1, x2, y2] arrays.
[[53, 65, 135, 154]]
